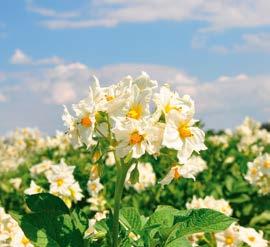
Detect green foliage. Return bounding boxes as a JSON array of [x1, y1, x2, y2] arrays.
[[12, 193, 88, 247]]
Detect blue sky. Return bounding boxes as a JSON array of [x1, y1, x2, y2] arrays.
[[0, 0, 270, 134]]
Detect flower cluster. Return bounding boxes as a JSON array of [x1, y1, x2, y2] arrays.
[[0, 207, 33, 247], [63, 72, 206, 183], [0, 128, 71, 173], [245, 153, 270, 195], [186, 196, 268, 247], [236, 117, 270, 154], [25, 159, 84, 208]]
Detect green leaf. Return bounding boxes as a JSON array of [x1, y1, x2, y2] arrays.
[[25, 193, 69, 214], [120, 207, 142, 231], [145, 208, 174, 229], [165, 208, 236, 244], [15, 212, 84, 247], [165, 237, 192, 247], [13, 194, 86, 247], [71, 207, 89, 235]]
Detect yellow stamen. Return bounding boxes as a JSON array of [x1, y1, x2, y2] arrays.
[[129, 131, 144, 145], [178, 124, 193, 139], [248, 236, 255, 242], [173, 167, 181, 179], [105, 95, 114, 101], [225, 236, 234, 245], [21, 236, 30, 246], [81, 116, 92, 128], [127, 105, 142, 119], [90, 183, 97, 191], [56, 178, 64, 187], [250, 167, 258, 176], [263, 161, 270, 169], [165, 104, 181, 113]]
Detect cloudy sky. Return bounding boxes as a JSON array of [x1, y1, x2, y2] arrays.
[[0, 0, 270, 134]]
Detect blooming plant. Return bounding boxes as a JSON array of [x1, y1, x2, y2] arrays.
[[6, 73, 239, 247]]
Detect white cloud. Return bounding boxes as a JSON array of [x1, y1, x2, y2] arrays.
[[10, 49, 64, 66], [1, 56, 270, 133], [210, 32, 270, 54], [28, 0, 270, 31], [10, 49, 32, 65], [27, 4, 79, 19], [234, 33, 270, 53], [48, 82, 77, 104]]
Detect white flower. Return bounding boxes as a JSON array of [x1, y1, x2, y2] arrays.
[[124, 84, 152, 120], [92, 76, 130, 116], [84, 211, 107, 238], [87, 196, 106, 212], [245, 161, 263, 185], [186, 196, 233, 216], [160, 156, 207, 185], [163, 112, 206, 163], [30, 160, 53, 177], [84, 219, 97, 238], [239, 226, 268, 247], [62, 90, 96, 148], [215, 224, 241, 247], [113, 119, 163, 159], [245, 153, 270, 194], [0, 207, 33, 247], [24, 181, 43, 195], [154, 85, 194, 117], [68, 182, 84, 202], [46, 160, 75, 197], [87, 178, 104, 196], [126, 162, 156, 192], [45, 159, 83, 206]]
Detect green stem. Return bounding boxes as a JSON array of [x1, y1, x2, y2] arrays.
[[112, 162, 129, 247]]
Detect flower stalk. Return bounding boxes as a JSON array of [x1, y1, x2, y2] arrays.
[[112, 161, 130, 247]]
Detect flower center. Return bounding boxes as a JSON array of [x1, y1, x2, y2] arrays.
[[21, 236, 30, 246], [248, 236, 255, 242], [250, 167, 258, 176], [165, 104, 181, 113], [127, 105, 142, 119], [129, 131, 144, 145], [105, 95, 114, 101], [225, 236, 234, 245], [90, 183, 97, 191], [178, 124, 193, 139], [56, 178, 64, 187], [173, 167, 181, 179], [263, 161, 270, 169], [81, 116, 92, 128]]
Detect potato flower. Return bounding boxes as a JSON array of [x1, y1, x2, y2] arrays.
[[245, 153, 270, 194], [239, 227, 268, 247], [63, 91, 96, 148], [163, 111, 206, 163], [160, 156, 207, 185], [24, 181, 43, 195], [113, 118, 163, 158], [215, 224, 241, 247]]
